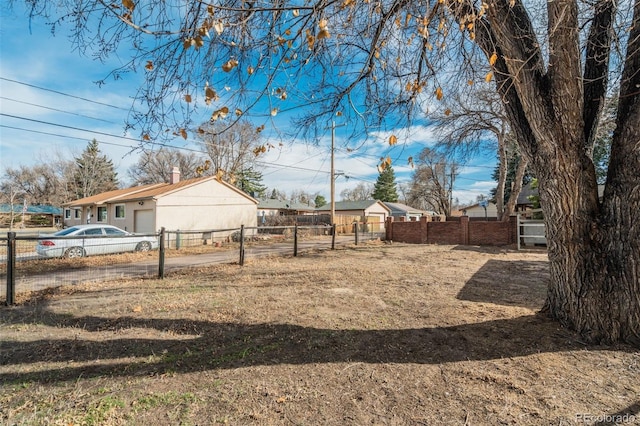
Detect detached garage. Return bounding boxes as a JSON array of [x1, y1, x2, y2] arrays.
[[63, 169, 258, 233]]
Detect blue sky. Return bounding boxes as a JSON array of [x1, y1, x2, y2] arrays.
[[0, 3, 498, 206]]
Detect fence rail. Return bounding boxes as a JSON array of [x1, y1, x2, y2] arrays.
[[517, 217, 547, 250], [1, 222, 384, 305]]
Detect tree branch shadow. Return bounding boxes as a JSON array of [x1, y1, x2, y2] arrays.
[[1, 306, 635, 385], [456, 259, 549, 309], [595, 401, 640, 425]]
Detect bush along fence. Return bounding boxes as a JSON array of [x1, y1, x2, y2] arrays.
[[1, 222, 384, 305]]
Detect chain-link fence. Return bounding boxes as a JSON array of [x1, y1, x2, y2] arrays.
[[1, 222, 385, 305]]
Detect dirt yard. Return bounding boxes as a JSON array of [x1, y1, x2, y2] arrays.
[[1, 243, 638, 425]]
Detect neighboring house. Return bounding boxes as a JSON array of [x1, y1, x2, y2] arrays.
[[257, 199, 316, 217], [457, 201, 499, 218], [315, 200, 391, 228], [257, 199, 320, 226], [63, 168, 258, 233], [516, 182, 539, 212], [383, 202, 426, 221], [0, 203, 63, 227], [517, 182, 605, 212]]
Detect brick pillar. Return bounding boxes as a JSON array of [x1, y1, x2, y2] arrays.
[[385, 216, 393, 241], [460, 216, 470, 245], [420, 216, 429, 243], [509, 215, 518, 244]]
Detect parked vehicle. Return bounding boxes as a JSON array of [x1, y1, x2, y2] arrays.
[[36, 224, 158, 258]]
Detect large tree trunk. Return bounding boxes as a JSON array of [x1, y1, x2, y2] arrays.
[[495, 137, 507, 221], [502, 155, 528, 221], [537, 0, 640, 343], [539, 103, 640, 344], [471, 0, 640, 344]]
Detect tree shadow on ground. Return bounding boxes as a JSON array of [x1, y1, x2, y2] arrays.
[[456, 259, 549, 310], [1, 303, 636, 385], [595, 401, 640, 425], [451, 245, 547, 255]]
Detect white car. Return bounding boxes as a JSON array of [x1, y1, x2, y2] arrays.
[[37, 224, 158, 258]]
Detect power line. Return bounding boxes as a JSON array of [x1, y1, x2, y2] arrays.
[[0, 77, 129, 111], [337, 146, 497, 170], [0, 125, 138, 151], [1, 112, 494, 192], [1, 114, 377, 181], [1, 113, 146, 144], [0, 124, 344, 177], [0, 96, 117, 124]]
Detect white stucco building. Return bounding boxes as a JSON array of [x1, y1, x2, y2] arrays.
[[63, 169, 258, 233]]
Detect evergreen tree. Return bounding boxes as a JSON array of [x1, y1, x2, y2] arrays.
[[372, 166, 399, 202], [314, 195, 327, 208], [235, 167, 267, 198], [73, 139, 119, 199], [592, 94, 617, 185]]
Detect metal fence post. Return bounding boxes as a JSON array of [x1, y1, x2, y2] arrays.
[[6, 232, 16, 306], [176, 229, 181, 250], [158, 227, 166, 279], [354, 222, 359, 245], [294, 225, 298, 257], [331, 224, 336, 249], [239, 225, 245, 266]]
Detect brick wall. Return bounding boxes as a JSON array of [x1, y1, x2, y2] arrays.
[[390, 221, 426, 243], [386, 215, 517, 246], [427, 221, 466, 244]]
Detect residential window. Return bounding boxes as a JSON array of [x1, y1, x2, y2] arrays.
[[115, 205, 125, 219], [74, 209, 81, 219], [64, 209, 71, 219], [97, 206, 107, 222]]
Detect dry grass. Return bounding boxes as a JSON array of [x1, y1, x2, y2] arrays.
[[1, 243, 638, 425], [0, 243, 239, 276]]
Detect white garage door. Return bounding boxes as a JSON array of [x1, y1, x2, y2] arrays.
[[134, 209, 154, 234]]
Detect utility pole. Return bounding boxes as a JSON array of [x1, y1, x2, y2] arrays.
[[449, 162, 457, 216], [329, 120, 346, 226], [331, 121, 336, 226]]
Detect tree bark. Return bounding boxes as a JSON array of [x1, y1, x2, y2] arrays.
[[502, 155, 528, 221], [471, 0, 640, 344], [538, 0, 640, 344], [495, 135, 507, 220]]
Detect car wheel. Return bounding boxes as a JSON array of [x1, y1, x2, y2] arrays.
[[136, 241, 152, 252], [64, 247, 85, 259]]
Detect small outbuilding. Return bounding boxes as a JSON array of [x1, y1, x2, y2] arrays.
[[383, 202, 428, 221], [315, 200, 391, 229], [257, 199, 316, 217], [0, 203, 63, 228], [457, 201, 498, 218]]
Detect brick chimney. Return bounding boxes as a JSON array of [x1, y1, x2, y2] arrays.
[[170, 166, 180, 184]]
